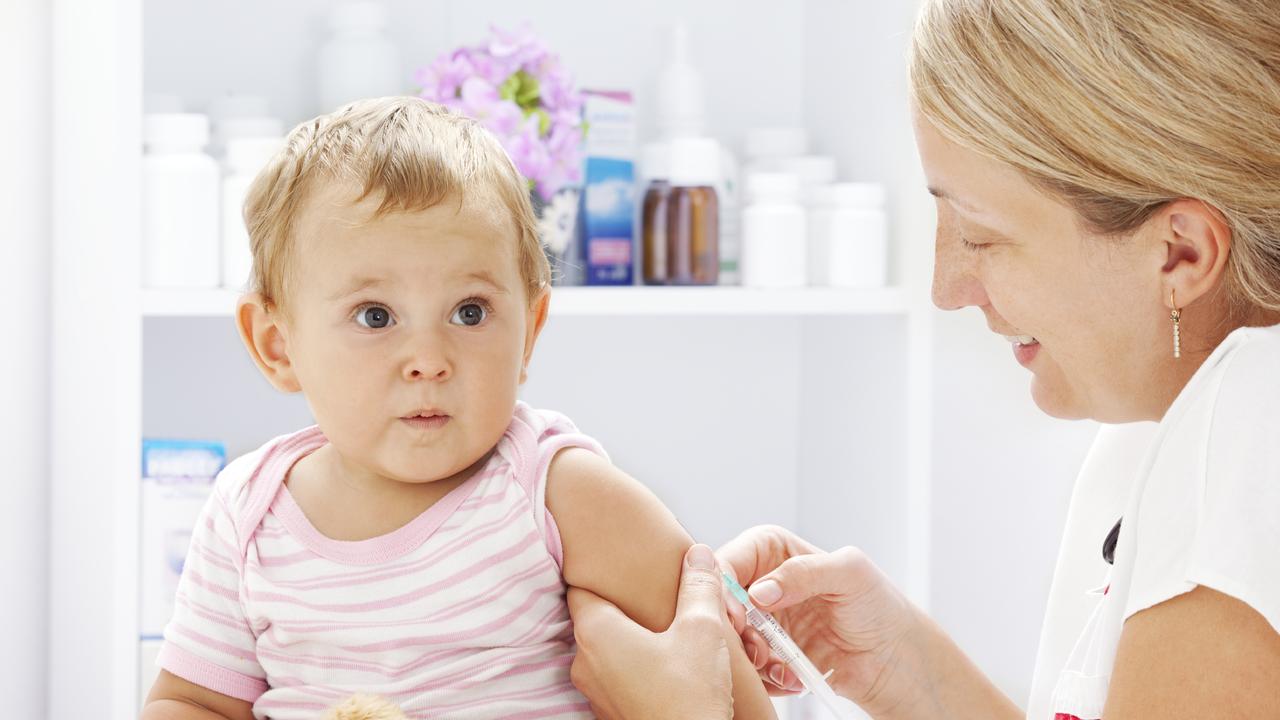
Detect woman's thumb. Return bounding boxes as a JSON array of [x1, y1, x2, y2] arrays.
[[675, 544, 727, 625]]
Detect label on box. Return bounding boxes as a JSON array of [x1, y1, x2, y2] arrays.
[[140, 439, 224, 638]]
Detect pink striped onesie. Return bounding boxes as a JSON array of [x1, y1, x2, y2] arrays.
[[158, 403, 604, 719]]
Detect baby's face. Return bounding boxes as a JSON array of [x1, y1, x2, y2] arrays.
[[282, 182, 543, 484]]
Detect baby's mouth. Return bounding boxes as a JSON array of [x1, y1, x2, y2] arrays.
[[401, 411, 451, 429]]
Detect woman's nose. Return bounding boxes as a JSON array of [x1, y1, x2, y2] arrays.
[[931, 225, 990, 311]]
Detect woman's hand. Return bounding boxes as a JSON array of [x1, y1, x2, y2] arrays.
[[720, 525, 1021, 719], [567, 544, 734, 720], [716, 526, 920, 714]]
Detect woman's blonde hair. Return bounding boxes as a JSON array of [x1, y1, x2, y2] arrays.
[[243, 96, 549, 311], [909, 0, 1280, 313]]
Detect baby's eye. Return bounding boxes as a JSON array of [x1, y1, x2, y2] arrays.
[[355, 304, 395, 329], [451, 302, 488, 327]]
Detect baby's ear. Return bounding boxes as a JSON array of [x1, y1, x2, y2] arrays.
[[520, 288, 552, 385], [236, 293, 302, 393]]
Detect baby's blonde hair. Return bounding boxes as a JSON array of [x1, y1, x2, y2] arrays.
[[243, 96, 549, 312], [910, 0, 1280, 314]]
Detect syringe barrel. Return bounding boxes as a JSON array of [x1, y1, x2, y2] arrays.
[[746, 608, 827, 674]]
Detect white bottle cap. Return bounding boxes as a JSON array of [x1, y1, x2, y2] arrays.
[[812, 182, 886, 208], [330, 1, 388, 31], [744, 128, 808, 159], [668, 137, 721, 187], [639, 141, 672, 182], [144, 113, 210, 152], [656, 21, 707, 138], [225, 137, 285, 173], [777, 155, 838, 188], [745, 172, 802, 204]]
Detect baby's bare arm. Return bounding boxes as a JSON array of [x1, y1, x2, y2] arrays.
[[547, 448, 777, 719], [141, 670, 254, 720]]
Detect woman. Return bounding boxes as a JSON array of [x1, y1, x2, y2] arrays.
[[569, 0, 1280, 717]]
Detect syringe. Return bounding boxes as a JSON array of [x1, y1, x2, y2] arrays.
[[721, 572, 853, 720]]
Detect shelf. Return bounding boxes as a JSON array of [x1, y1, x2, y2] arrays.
[[141, 286, 910, 318]]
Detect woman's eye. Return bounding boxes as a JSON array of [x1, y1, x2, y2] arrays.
[[451, 302, 488, 327], [355, 305, 394, 329]]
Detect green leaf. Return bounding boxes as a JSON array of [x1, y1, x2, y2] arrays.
[[513, 70, 541, 111], [499, 73, 521, 102], [535, 108, 551, 136]]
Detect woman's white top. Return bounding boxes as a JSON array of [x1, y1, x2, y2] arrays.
[[1026, 323, 1280, 719]]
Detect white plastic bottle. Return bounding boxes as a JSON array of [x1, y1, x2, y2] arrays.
[[741, 172, 807, 288], [809, 183, 889, 288], [142, 113, 220, 289], [221, 137, 284, 291], [317, 1, 402, 112]]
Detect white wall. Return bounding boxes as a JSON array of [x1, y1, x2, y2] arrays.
[[930, 311, 1097, 705], [0, 0, 51, 714]]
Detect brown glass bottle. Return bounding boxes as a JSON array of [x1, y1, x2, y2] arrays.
[[661, 137, 722, 285], [665, 184, 719, 285], [641, 179, 671, 285]]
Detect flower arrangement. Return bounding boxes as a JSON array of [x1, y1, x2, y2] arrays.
[[416, 25, 586, 259]]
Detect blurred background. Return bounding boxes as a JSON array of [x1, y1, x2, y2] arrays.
[[1, 0, 1100, 717]]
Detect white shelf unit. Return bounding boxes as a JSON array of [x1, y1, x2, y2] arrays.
[[51, 1, 936, 718]]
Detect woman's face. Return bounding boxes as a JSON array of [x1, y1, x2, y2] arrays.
[[914, 111, 1172, 422]]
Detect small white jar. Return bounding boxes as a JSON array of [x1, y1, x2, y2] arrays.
[[741, 172, 807, 288], [808, 183, 889, 288], [142, 113, 220, 289]]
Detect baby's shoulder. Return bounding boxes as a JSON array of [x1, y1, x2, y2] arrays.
[[211, 426, 326, 533], [500, 404, 598, 462], [508, 402, 583, 441]]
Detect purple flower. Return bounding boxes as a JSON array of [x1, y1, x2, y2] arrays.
[[538, 122, 584, 199], [539, 62, 583, 114], [457, 77, 524, 136], [507, 116, 552, 198], [487, 23, 547, 70], [415, 49, 476, 102], [414, 25, 586, 201]]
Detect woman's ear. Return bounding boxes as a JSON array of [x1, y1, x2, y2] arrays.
[[236, 293, 302, 393], [1159, 198, 1232, 310], [520, 288, 551, 385]]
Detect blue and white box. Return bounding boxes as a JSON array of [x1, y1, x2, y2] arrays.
[[580, 90, 637, 285], [140, 439, 225, 639]]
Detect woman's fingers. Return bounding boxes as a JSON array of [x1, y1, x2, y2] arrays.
[[567, 585, 650, 719], [567, 586, 637, 646], [716, 525, 822, 592], [747, 545, 876, 613], [745, 628, 770, 670], [762, 662, 803, 693]]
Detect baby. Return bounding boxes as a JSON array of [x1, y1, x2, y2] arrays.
[[141, 97, 773, 719]]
